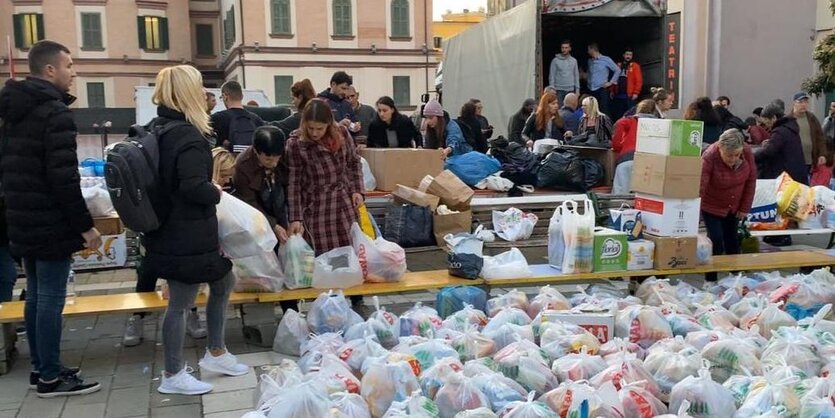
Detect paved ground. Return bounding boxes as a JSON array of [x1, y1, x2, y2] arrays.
[[0, 237, 825, 417]]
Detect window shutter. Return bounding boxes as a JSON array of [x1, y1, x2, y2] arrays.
[[160, 17, 169, 50], [12, 15, 23, 48], [35, 14, 44, 42], [137, 16, 147, 49]]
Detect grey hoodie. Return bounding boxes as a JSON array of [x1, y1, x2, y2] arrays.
[[549, 54, 579, 92]]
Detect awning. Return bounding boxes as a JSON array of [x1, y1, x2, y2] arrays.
[[543, 0, 667, 17]]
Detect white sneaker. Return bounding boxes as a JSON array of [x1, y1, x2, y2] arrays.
[[123, 315, 144, 347], [157, 366, 212, 395], [198, 350, 249, 377]]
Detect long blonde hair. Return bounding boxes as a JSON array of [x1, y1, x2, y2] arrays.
[[582, 96, 601, 120], [152, 65, 212, 136], [211, 147, 236, 184]]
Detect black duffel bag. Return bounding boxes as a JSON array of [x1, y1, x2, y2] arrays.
[[383, 203, 435, 248]]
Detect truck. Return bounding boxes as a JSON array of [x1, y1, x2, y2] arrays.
[[442, 0, 668, 138]]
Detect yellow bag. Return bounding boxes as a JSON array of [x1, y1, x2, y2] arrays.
[[357, 204, 376, 239], [776, 172, 813, 221]]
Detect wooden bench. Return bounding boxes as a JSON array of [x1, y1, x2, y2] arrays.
[[749, 228, 835, 249], [1, 250, 830, 324]]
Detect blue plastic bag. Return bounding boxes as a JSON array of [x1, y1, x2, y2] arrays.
[[436, 286, 488, 318], [445, 152, 502, 186]]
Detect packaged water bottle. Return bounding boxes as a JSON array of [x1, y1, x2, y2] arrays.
[[66, 270, 76, 305]]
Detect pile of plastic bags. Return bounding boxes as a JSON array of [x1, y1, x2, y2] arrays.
[[247, 268, 835, 417]]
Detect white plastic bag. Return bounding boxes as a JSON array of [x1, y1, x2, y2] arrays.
[[82, 184, 115, 217], [668, 361, 737, 418], [475, 174, 515, 192], [281, 235, 315, 289], [696, 234, 713, 265], [496, 391, 559, 417], [562, 200, 594, 274], [330, 392, 372, 418], [361, 360, 421, 418], [434, 373, 490, 418], [361, 157, 377, 192], [233, 251, 285, 292], [273, 308, 309, 356], [547, 201, 573, 268], [351, 223, 407, 283], [265, 380, 333, 418], [312, 246, 363, 289], [307, 290, 364, 334], [481, 248, 532, 280], [217, 192, 278, 259], [493, 208, 538, 242]]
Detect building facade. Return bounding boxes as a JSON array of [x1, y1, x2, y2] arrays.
[[487, 0, 527, 17], [432, 9, 487, 49], [0, 0, 438, 117]]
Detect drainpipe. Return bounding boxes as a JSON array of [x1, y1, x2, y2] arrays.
[[424, 0, 430, 94], [239, 0, 247, 88]]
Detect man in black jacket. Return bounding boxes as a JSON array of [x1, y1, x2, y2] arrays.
[[0, 40, 102, 397]]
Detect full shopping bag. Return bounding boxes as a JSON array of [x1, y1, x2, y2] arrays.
[[350, 223, 407, 283], [492, 208, 538, 242], [312, 246, 363, 289], [609, 204, 644, 241], [361, 157, 377, 192], [547, 201, 574, 268], [426, 170, 475, 211], [81, 183, 115, 217], [561, 199, 594, 273], [217, 192, 278, 259], [232, 251, 285, 292], [446, 231, 484, 279], [445, 151, 502, 187], [799, 186, 835, 229], [281, 235, 314, 289], [747, 179, 789, 230], [272, 308, 309, 356], [481, 248, 532, 280], [384, 204, 435, 248], [434, 209, 473, 247], [776, 172, 814, 221], [436, 286, 488, 318]]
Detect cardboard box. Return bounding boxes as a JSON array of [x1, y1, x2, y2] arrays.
[[634, 194, 701, 236], [93, 215, 123, 235], [426, 170, 475, 211], [392, 184, 440, 211], [541, 309, 615, 343], [636, 119, 704, 157], [630, 153, 702, 198], [433, 210, 473, 247], [627, 239, 655, 271], [561, 145, 615, 186], [593, 227, 628, 272], [644, 234, 698, 270], [360, 148, 445, 191], [72, 233, 127, 270]]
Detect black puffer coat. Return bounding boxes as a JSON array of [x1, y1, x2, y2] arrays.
[[0, 78, 93, 259], [755, 117, 809, 185], [141, 106, 231, 284]]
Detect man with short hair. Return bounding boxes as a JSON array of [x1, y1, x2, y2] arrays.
[[318, 71, 360, 134], [586, 43, 620, 116], [211, 80, 265, 153], [610, 47, 643, 121], [548, 40, 580, 105], [347, 86, 375, 139], [788, 91, 827, 169], [717, 95, 731, 109], [205, 91, 217, 115], [0, 40, 101, 397], [560, 92, 581, 135]]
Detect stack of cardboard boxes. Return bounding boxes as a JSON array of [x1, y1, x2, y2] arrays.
[[630, 119, 704, 270], [392, 170, 475, 247]]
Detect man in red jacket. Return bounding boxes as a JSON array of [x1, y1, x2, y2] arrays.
[[610, 47, 643, 121]]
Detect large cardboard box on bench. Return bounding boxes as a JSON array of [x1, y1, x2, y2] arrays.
[[541, 309, 615, 343], [72, 233, 127, 270], [426, 170, 474, 211], [360, 148, 444, 191], [593, 227, 628, 272], [636, 119, 704, 157], [634, 194, 701, 236], [392, 185, 440, 211], [630, 153, 701, 198], [644, 234, 697, 270], [433, 210, 472, 247]]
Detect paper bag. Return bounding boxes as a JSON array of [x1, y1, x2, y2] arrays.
[[433, 210, 473, 247], [392, 184, 440, 211], [426, 170, 474, 211]]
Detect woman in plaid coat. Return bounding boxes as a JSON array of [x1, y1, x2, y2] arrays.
[[287, 98, 365, 255]]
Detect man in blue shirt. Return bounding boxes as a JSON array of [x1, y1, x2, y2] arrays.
[[586, 43, 619, 117]]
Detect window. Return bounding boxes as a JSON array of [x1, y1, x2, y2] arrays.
[[137, 16, 169, 51], [332, 0, 352, 37], [274, 76, 293, 106], [12, 14, 44, 49], [271, 0, 291, 35], [393, 76, 410, 107], [391, 0, 409, 38], [195, 24, 214, 56], [87, 82, 105, 108], [81, 13, 103, 50], [223, 8, 236, 50]]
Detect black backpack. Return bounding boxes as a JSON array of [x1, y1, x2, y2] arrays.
[[227, 111, 258, 154], [104, 120, 187, 233]]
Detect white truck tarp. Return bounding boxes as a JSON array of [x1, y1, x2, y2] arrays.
[[443, 0, 537, 139]]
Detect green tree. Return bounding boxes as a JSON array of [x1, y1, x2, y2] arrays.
[[804, 0, 835, 94]]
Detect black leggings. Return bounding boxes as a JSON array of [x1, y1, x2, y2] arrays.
[[703, 211, 741, 281]]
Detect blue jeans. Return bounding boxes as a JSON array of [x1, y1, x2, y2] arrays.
[[23, 258, 71, 381], [0, 247, 17, 302]]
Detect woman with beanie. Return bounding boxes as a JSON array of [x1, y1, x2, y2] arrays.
[[422, 99, 471, 157]]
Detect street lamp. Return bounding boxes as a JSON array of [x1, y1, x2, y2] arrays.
[[92, 121, 112, 158]]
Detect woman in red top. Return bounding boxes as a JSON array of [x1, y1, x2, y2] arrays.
[[287, 98, 364, 253], [700, 129, 757, 276], [612, 99, 657, 163]]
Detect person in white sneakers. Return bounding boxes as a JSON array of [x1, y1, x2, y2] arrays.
[[141, 65, 249, 396]]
